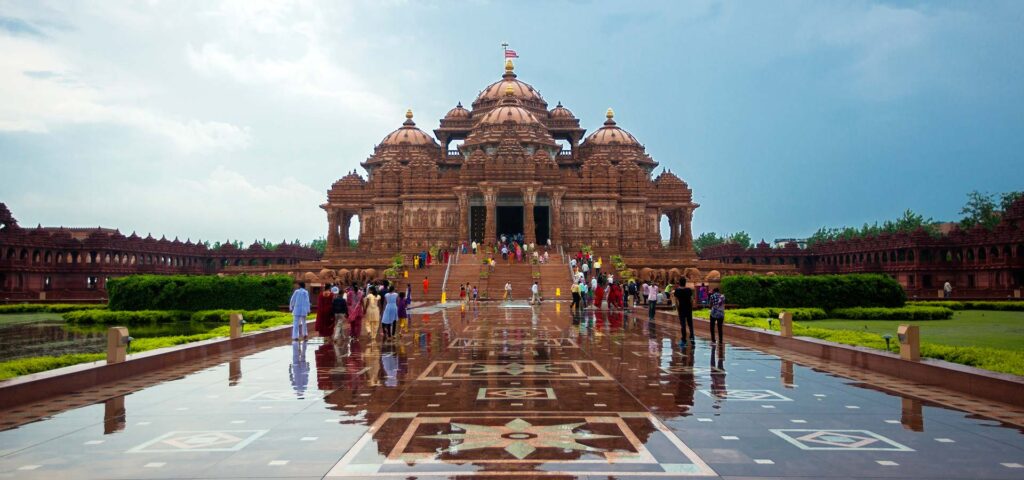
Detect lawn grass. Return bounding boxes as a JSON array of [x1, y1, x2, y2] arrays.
[[812, 310, 1024, 351]]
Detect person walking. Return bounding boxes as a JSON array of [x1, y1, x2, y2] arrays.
[[674, 283, 694, 344], [381, 286, 399, 341], [570, 281, 581, 312], [943, 281, 952, 298], [289, 281, 311, 341], [580, 280, 589, 309], [708, 287, 726, 343], [315, 284, 335, 339], [330, 285, 348, 341], [397, 291, 410, 334], [422, 276, 430, 297], [504, 281, 512, 301], [363, 286, 381, 343], [531, 281, 541, 305], [647, 282, 659, 321], [346, 283, 363, 338], [472, 284, 479, 304]]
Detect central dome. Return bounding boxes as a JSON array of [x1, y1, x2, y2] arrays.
[[476, 87, 543, 126], [472, 60, 547, 110]]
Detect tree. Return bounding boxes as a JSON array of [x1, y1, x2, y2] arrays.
[[308, 238, 327, 255], [728, 231, 752, 249], [693, 232, 725, 254], [960, 190, 1000, 230], [1000, 191, 1023, 212]]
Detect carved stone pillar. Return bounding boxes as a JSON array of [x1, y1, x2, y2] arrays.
[[483, 187, 497, 246], [550, 190, 564, 246], [456, 191, 470, 245], [522, 187, 537, 246], [341, 212, 352, 248], [682, 208, 694, 252], [326, 208, 339, 255], [667, 210, 678, 247]]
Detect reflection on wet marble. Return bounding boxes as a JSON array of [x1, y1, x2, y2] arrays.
[[1, 302, 1023, 479]]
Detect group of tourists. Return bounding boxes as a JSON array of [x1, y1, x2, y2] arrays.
[[288, 280, 412, 344], [411, 249, 451, 269]]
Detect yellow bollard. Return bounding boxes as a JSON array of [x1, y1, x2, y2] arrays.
[[897, 324, 920, 361], [441, 291, 447, 303], [404, 270, 408, 279], [556, 287, 561, 297], [556, 303, 561, 313]]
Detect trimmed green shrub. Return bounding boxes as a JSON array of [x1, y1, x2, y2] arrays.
[[729, 307, 828, 321], [107, 274, 292, 311], [0, 304, 107, 314], [908, 300, 1024, 312], [63, 309, 286, 325], [721, 274, 906, 309], [829, 306, 954, 320], [63, 310, 191, 325]]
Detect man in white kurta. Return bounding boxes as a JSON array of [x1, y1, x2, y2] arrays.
[[289, 282, 311, 340]]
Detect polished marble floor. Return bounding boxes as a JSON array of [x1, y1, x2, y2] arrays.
[[1, 302, 1023, 479]]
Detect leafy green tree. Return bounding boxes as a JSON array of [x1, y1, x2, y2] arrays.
[[960, 190, 1000, 230], [693, 232, 725, 254], [728, 231, 752, 249], [1000, 191, 1023, 211], [308, 238, 327, 255]]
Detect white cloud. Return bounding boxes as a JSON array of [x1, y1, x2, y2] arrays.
[[0, 32, 251, 153]]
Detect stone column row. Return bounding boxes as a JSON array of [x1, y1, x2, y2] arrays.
[[325, 208, 356, 254]]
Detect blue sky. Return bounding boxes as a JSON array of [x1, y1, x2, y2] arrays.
[[0, 0, 1021, 244]]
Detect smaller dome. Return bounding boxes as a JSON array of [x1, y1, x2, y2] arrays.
[[549, 101, 574, 119], [583, 108, 640, 146], [379, 109, 438, 147], [445, 102, 470, 120], [475, 86, 543, 126]]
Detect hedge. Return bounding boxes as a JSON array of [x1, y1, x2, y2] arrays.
[[721, 274, 906, 309], [107, 274, 293, 311], [63, 309, 287, 325], [729, 307, 828, 321], [829, 306, 954, 320], [907, 300, 1024, 312], [0, 304, 107, 314]]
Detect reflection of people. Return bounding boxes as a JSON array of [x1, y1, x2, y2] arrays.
[[289, 340, 309, 398], [709, 344, 727, 402], [289, 282, 310, 341], [382, 344, 399, 387], [676, 342, 696, 413]]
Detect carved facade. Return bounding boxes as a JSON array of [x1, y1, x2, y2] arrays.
[[323, 60, 697, 258], [0, 203, 319, 301]]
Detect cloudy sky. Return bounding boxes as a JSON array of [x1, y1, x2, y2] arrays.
[[1, 0, 1022, 245]]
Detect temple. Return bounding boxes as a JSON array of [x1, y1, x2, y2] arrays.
[[322, 59, 698, 258]]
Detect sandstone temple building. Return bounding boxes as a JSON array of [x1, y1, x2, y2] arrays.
[[321, 60, 698, 258]]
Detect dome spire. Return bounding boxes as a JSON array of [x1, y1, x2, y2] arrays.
[[403, 108, 415, 126], [502, 58, 516, 79], [604, 107, 616, 126]]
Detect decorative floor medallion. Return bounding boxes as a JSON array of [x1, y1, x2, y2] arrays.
[[449, 338, 578, 348], [325, 412, 716, 477], [127, 430, 268, 453], [699, 389, 792, 401], [477, 387, 556, 401], [771, 429, 914, 451], [417, 360, 613, 381]]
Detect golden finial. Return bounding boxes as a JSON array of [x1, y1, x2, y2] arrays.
[[505, 58, 514, 72], [405, 109, 413, 120], [606, 108, 614, 119], [505, 85, 515, 96]]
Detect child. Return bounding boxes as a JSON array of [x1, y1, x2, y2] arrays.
[[397, 291, 409, 335], [472, 285, 479, 304]]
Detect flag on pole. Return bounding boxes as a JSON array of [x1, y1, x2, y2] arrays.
[[504, 49, 519, 58]]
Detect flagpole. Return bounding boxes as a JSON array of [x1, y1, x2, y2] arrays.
[[501, 42, 508, 66]]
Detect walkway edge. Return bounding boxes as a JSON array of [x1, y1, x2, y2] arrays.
[[0, 321, 308, 410], [682, 314, 1024, 406]]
